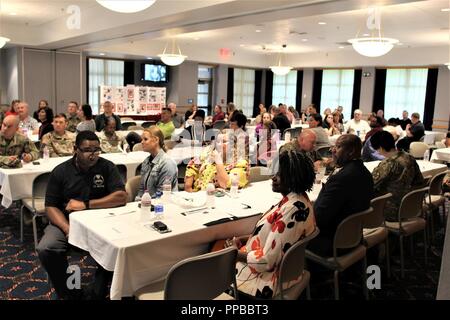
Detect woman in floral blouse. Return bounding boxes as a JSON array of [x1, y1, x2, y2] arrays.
[[228, 149, 316, 298], [184, 131, 249, 192]]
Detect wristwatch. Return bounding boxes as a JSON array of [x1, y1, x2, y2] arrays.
[[84, 200, 90, 209]]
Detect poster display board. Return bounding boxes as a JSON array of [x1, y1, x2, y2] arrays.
[[99, 85, 166, 115]]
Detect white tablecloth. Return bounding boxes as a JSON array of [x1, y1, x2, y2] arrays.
[[69, 181, 279, 300], [364, 160, 447, 178], [431, 148, 450, 163], [0, 152, 148, 208]]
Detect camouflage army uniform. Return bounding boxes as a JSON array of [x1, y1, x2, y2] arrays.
[[41, 131, 75, 157], [0, 133, 40, 168], [98, 131, 129, 153], [280, 141, 322, 162], [66, 114, 81, 133], [372, 151, 424, 221]]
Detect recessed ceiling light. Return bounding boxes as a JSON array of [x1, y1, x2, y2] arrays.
[[146, 57, 153, 59], [363, 33, 370, 37], [99, 53, 105, 56], [255, 29, 262, 33], [318, 22, 326, 25], [239, 44, 245, 47], [339, 46, 345, 49], [441, 8, 450, 12], [301, 39, 308, 42], [193, 37, 200, 41], [9, 12, 17, 16]]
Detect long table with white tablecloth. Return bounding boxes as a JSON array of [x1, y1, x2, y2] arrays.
[[0, 152, 149, 208]]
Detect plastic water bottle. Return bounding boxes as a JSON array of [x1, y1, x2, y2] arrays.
[[423, 149, 430, 162], [153, 193, 164, 220], [230, 173, 239, 198], [206, 183, 215, 209], [43, 146, 50, 160], [162, 177, 172, 202], [140, 190, 152, 221]]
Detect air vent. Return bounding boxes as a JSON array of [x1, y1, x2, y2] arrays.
[[289, 30, 308, 35]]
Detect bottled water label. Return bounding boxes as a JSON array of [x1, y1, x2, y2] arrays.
[[154, 204, 164, 220]]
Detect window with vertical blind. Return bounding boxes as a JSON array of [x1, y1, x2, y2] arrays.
[[320, 69, 354, 120], [233, 68, 255, 117], [88, 58, 124, 114], [272, 71, 297, 107], [197, 65, 213, 115], [384, 68, 428, 120]]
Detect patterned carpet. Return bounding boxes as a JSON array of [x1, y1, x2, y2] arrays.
[[0, 202, 446, 300]]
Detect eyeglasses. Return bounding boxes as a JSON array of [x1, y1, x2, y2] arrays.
[[78, 147, 101, 155]]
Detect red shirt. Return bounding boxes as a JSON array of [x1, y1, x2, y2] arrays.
[[212, 111, 225, 124]]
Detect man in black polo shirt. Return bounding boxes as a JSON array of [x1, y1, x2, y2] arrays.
[[36, 131, 127, 300]]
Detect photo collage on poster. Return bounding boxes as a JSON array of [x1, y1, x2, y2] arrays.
[[99, 85, 166, 115]]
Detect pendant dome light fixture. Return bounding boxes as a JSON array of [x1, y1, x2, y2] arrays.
[[96, 0, 156, 13], [348, 7, 398, 57], [158, 39, 187, 66], [270, 44, 292, 76]]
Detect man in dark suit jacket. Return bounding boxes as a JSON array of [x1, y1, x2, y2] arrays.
[[308, 134, 374, 257]]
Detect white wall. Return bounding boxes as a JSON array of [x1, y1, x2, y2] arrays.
[[359, 67, 376, 115], [301, 68, 314, 110], [0, 47, 21, 104], [434, 66, 450, 130]]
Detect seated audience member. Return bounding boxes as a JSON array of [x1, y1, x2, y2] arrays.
[[17, 101, 41, 134], [399, 110, 412, 130], [257, 119, 278, 163], [98, 117, 129, 153], [212, 104, 226, 125], [301, 104, 317, 123], [280, 104, 294, 124], [370, 130, 424, 221], [344, 109, 370, 136], [157, 107, 176, 139], [323, 114, 340, 136], [33, 99, 49, 121], [37, 131, 127, 300], [396, 112, 425, 152], [271, 106, 291, 137], [137, 127, 178, 198], [38, 106, 54, 140], [288, 106, 300, 120], [6, 99, 20, 117], [336, 106, 344, 123], [226, 150, 316, 299], [323, 108, 332, 118], [66, 101, 81, 133], [376, 109, 387, 126], [255, 112, 274, 137], [384, 118, 403, 141], [444, 131, 450, 148], [185, 132, 249, 192], [225, 102, 239, 122], [308, 134, 374, 256], [126, 131, 142, 151], [168, 102, 185, 129], [0, 115, 40, 168], [41, 113, 76, 157], [76, 104, 96, 133], [361, 135, 385, 162], [308, 113, 331, 152], [184, 104, 198, 121], [332, 111, 344, 134], [178, 109, 212, 144], [364, 115, 384, 142], [280, 129, 325, 171], [95, 101, 122, 132]]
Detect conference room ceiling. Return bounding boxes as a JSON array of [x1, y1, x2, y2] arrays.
[[1, 0, 449, 67]]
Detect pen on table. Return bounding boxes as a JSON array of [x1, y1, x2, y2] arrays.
[[241, 203, 252, 209]]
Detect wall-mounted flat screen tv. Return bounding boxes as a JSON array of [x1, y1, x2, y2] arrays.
[[142, 63, 168, 82]]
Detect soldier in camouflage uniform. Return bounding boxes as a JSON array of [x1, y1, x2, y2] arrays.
[[41, 113, 75, 157], [0, 115, 40, 168], [371, 130, 424, 221], [66, 101, 81, 133], [98, 117, 129, 153]]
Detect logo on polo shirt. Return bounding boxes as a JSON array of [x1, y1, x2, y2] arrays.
[[93, 174, 105, 188]]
